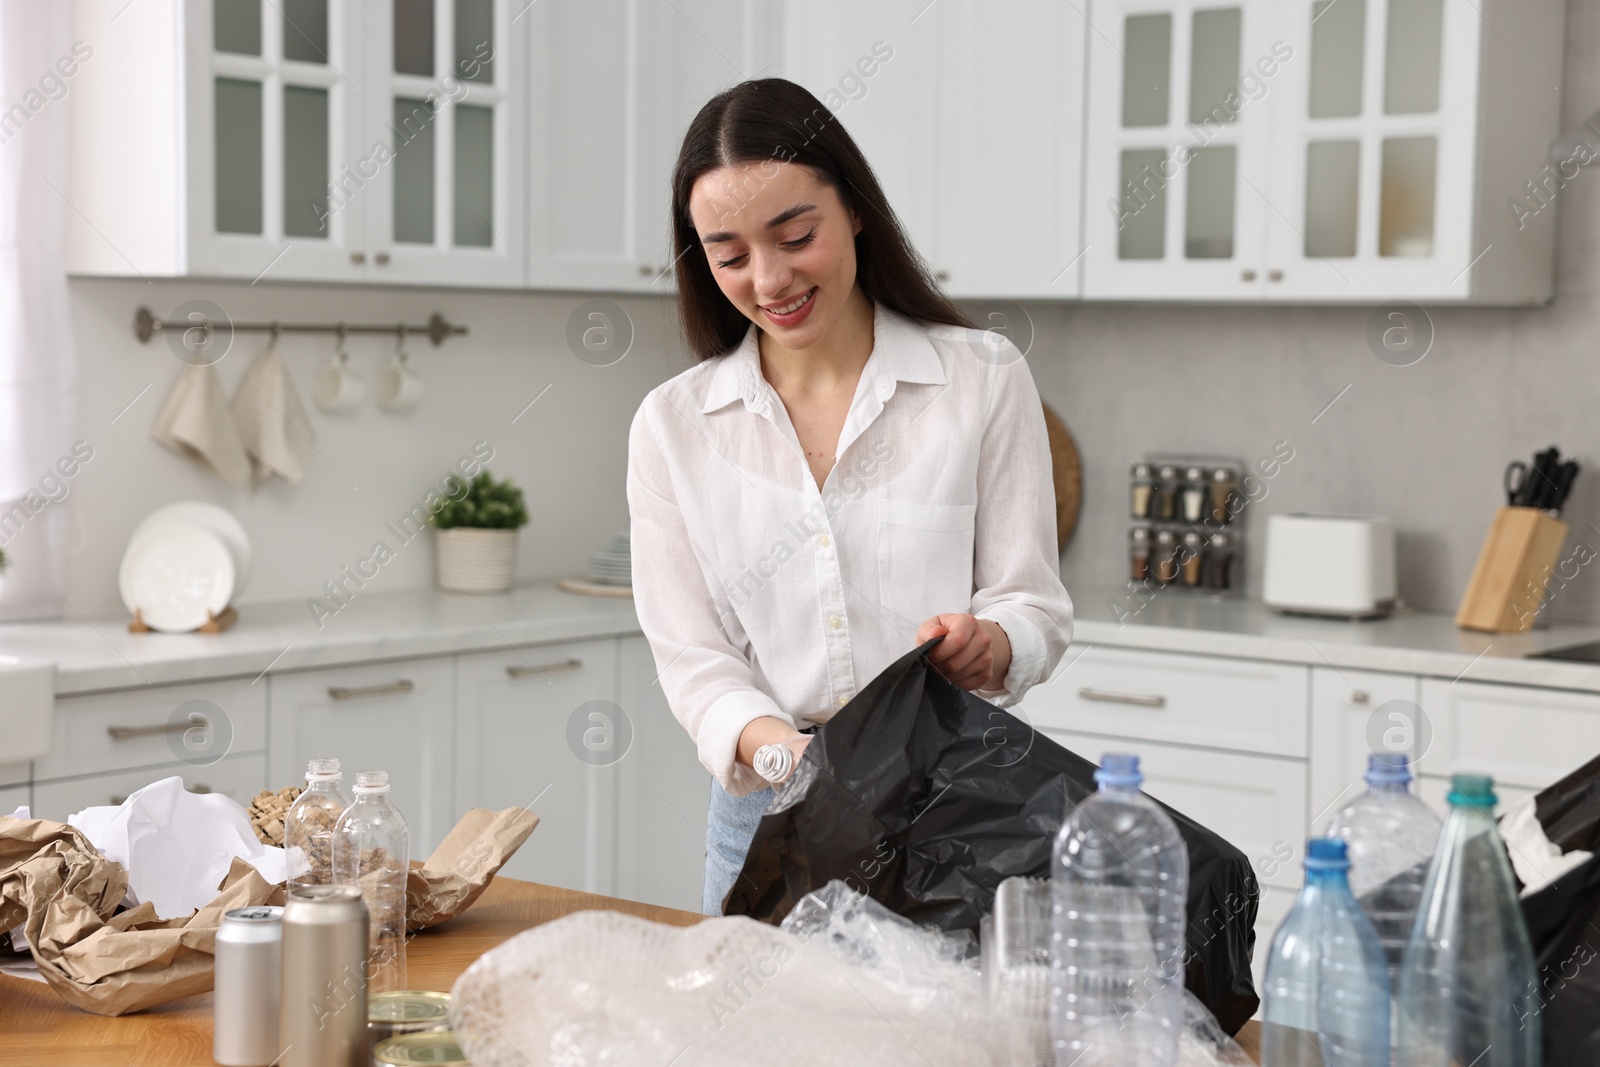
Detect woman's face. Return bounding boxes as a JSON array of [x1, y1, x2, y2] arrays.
[[688, 161, 863, 350]]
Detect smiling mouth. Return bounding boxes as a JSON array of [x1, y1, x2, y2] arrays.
[[762, 287, 816, 315]]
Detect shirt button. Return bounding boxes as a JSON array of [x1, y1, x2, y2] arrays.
[[837, 695, 848, 707], [828, 615, 841, 629], [819, 535, 830, 547]]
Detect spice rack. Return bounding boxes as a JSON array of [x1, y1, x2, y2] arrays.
[[1128, 454, 1246, 598]]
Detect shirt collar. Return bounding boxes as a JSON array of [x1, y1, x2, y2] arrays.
[[700, 300, 948, 415]]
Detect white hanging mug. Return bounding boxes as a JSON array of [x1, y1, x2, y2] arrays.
[[375, 328, 424, 413], [315, 327, 365, 412]]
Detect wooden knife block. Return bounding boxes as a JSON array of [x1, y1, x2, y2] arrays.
[[1455, 506, 1569, 633]]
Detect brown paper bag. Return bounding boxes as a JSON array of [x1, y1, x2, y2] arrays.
[[0, 805, 538, 1015]]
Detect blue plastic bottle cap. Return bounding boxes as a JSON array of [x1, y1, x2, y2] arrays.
[[1366, 752, 1412, 784], [1095, 752, 1143, 787], [1304, 837, 1351, 870], [1447, 774, 1497, 808]]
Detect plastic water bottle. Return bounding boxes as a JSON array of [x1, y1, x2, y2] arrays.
[[1260, 838, 1390, 1067], [1325, 753, 1443, 993], [333, 769, 410, 991], [1396, 774, 1539, 1067], [283, 757, 351, 891], [1049, 752, 1188, 1067]]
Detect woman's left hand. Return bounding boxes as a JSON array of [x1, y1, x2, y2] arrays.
[[914, 614, 1011, 692]]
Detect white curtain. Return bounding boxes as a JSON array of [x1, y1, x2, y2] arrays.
[[0, 1, 78, 620]]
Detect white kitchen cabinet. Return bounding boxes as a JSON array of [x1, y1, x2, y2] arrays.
[[70, 0, 526, 286], [1308, 667, 1422, 834], [453, 639, 619, 894], [780, 0, 1086, 299], [1023, 646, 1309, 758], [0, 762, 30, 789], [524, 0, 780, 293], [614, 635, 709, 913], [31, 753, 268, 822], [269, 657, 455, 857], [0, 783, 28, 815], [1083, 0, 1564, 303], [1416, 677, 1600, 793]]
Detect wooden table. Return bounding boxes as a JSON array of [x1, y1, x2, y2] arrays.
[[0, 877, 1260, 1064]]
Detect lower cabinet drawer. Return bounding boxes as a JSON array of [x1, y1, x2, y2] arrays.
[[1042, 728, 1309, 892], [1417, 678, 1600, 790], [31, 753, 269, 822], [36, 679, 266, 782], [1024, 647, 1309, 758]]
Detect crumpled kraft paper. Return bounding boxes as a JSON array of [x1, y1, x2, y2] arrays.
[[0, 805, 539, 1015]]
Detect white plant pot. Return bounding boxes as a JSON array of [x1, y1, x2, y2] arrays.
[[435, 527, 520, 593]]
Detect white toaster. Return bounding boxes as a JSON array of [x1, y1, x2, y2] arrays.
[[1261, 513, 1397, 619]]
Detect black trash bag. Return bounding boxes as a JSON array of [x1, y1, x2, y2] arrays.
[[725, 636, 1262, 1034], [1515, 753, 1600, 1066]]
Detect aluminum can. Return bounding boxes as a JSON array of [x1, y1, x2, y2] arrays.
[[214, 905, 282, 1066], [279, 883, 369, 1067]]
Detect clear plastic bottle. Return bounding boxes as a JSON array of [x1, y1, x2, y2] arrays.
[[1260, 837, 1390, 1067], [1325, 753, 1443, 993], [283, 757, 351, 891], [1396, 774, 1540, 1067], [1049, 752, 1188, 1067], [333, 769, 410, 991]]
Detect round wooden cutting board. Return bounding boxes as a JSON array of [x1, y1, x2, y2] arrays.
[[1041, 401, 1082, 551]]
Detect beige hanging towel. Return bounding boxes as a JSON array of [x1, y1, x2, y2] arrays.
[[231, 344, 316, 485], [151, 363, 252, 490]]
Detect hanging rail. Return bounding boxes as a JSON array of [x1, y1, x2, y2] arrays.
[[133, 305, 467, 347]]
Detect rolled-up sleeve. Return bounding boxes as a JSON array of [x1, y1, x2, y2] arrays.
[[967, 351, 1074, 706], [627, 395, 797, 797]]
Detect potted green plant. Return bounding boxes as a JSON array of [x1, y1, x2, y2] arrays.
[[428, 470, 529, 593]]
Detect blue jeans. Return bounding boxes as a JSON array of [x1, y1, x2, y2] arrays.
[[702, 777, 774, 915]]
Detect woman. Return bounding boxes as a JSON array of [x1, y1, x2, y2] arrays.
[[627, 79, 1074, 916]]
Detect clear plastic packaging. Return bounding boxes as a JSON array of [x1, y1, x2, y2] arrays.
[[283, 757, 351, 891], [1049, 752, 1189, 1067], [333, 769, 409, 990], [1324, 753, 1441, 993], [1397, 775, 1541, 1067], [1260, 837, 1389, 1066]]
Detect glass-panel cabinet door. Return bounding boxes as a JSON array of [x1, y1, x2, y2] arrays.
[[365, 0, 526, 287], [1265, 0, 1480, 299], [1082, 1, 1275, 299], [186, 0, 366, 280]]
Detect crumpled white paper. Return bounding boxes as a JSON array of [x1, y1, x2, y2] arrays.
[[66, 777, 286, 920]]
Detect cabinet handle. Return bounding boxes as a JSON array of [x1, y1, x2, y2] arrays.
[[328, 680, 415, 701], [1268, 269, 1284, 282], [638, 264, 653, 276], [108, 712, 208, 741], [1078, 687, 1166, 708], [935, 270, 950, 282], [1351, 689, 1371, 704], [350, 252, 366, 264], [506, 658, 584, 679], [1240, 269, 1257, 282], [375, 252, 391, 265]]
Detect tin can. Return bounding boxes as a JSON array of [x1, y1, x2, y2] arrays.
[[279, 884, 368, 1067], [214, 905, 282, 1067], [373, 1030, 470, 1066], [369, 990, 452, 1047]]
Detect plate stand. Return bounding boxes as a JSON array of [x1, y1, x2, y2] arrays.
[[128, 605, 239, 633]]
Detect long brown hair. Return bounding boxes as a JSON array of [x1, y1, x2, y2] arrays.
[[670, 78, 972, 361]]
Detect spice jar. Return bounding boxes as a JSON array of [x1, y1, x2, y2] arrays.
[[1205, 532, 1234, 590], [1181, 531, 1204, 587], [1154, 529, 1178, 584], [1129, 526, 1151, 582], [1210, 467, 1239, 525], [1182, 467, 1207, 522], [1156, 466, 1179, 520], [1131, 463, 1155, 520]]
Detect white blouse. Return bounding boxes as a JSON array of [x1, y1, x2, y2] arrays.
[[627, 301, 1074, 797]]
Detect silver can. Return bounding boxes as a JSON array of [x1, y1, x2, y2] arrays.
[[279, 884, 369, 1067], [214, 905, 282, 1067]]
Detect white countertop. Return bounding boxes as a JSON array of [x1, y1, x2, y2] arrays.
[[6, 579, 1600, 696]]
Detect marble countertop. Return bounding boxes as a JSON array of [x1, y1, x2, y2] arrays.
[[6, 579, 1600, 696]]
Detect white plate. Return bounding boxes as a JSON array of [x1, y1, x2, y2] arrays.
[[119, 521, 236, 632], [132, 502, 252, 596]]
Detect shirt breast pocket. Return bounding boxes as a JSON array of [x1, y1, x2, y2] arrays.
[[877, 498, 977, 630]]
